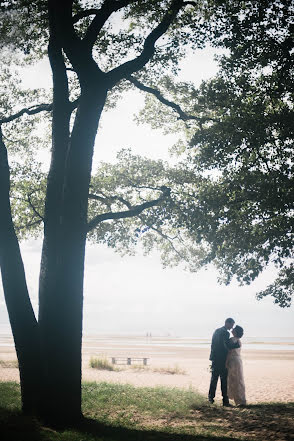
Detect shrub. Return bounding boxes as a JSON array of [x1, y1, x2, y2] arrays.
[[0, 359, 19, 368], [89, 357, 115, 371]]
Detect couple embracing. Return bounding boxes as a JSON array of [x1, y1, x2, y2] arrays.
[[208, 317, 246, 407]]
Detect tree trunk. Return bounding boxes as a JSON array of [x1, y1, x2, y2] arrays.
[[0, 128, 41, 413], [38, 83, 107, 423]]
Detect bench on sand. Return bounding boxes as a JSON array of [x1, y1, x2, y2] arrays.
[[111, 357, 149, 366]]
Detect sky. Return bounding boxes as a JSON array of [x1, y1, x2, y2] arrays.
[[0, 30, 293, 339]]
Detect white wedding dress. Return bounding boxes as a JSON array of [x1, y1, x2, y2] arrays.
[[226, 337, 246, 405]]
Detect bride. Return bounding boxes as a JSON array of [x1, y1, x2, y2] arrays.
[[226, 325, 246, 406]]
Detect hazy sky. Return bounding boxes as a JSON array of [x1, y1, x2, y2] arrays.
[[0, 36, 293, 338]]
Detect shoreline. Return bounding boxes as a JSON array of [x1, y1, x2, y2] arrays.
[[0, 334, 293, 403]]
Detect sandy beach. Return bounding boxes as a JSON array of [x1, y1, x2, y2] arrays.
[[0, 335, 293, 404]]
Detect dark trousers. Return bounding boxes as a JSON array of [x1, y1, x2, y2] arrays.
[[208, 361, 229, 402]]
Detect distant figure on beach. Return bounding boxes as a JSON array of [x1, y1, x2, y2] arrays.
[[226, 325, 246, 406], [208, 318, 240, 406]]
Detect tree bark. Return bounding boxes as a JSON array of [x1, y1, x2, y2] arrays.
[[36, 1, 108, 423], [38, 78, 107, 422], [0, 128, 41, 413]]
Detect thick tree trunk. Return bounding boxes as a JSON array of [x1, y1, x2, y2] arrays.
[[37, 5, 108, 421], [0, 128, 41, 413], [38, 83, 107, 423]]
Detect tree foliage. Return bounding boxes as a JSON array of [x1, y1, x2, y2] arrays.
[[2, 1, 293, 310], [127, 0, 294, 307]]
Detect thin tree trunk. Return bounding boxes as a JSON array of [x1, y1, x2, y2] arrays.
[[0, 127, 41, 413], [37, 33, 74, 421]]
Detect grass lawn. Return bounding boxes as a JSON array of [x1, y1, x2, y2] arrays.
[[0, 381, 293, 441]]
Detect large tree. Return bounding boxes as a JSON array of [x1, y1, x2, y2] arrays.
[[0, 0, 212, 423]]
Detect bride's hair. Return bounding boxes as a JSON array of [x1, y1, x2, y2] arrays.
[[234, 325, 244, 338]]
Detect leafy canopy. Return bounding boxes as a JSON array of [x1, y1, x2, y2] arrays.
[[1, 1, 293, 307], [130, 0, 294, 307]]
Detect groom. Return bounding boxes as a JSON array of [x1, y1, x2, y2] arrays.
[[208, 318, 239, 406]]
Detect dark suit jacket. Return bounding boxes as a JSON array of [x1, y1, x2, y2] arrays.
[[209, 326, 239, 366]]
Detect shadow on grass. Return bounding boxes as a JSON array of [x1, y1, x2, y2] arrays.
[[189, 402, 294, 441], [78, 416, 242, 441], [246, 402, 294, 412], [0, 406, 241, 441], [191, 401, 294, 419], [0, 407, 42, 441]]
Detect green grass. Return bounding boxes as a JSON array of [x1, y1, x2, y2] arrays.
[[0, 381, 293, 441], [0, 359, 19, 368], [0, 381, 21, 410], [89, 357, 117, 371], [82, 382, 205, 418]]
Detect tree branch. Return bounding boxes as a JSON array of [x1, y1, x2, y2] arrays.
[[89, 193, 109, 203], [83, 0, 138, 49], [27, 193, 44, 222], [72, 8, 100, 24], [89, 192, 112, 209], [89, 184, 188, 262], [48, 0, 96, 77], [69, 98, 80, 112], [87, 187, 170, 232], [138, 213, 188, 261], [89, 191, 132, 209], [0, 104, 52, 125], [127, 76, 219, 123], [0, 99, 79, 127], [15, 219, 43, 232], [106, 0, 184, 86]]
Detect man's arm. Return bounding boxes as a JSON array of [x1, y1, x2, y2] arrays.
[[227, 338, 240, 349], [223, 330, 240, 351]]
